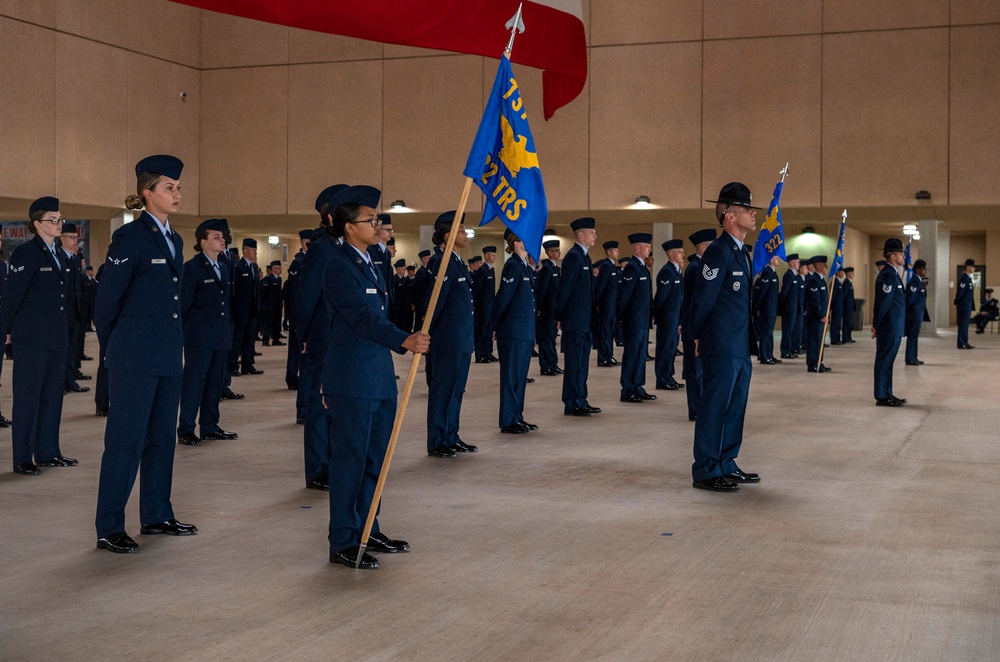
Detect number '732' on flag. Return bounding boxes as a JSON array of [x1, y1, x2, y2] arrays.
[[463, 54, 548, 263], [752, 180, 787, 276]]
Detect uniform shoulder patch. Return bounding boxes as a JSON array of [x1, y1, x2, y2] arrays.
[[882, 283, 892, 294], [702, 264, 720, 281]]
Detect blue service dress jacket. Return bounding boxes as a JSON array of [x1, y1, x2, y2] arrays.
[[617, 256, 651, 332], [594, 257, 618, 319], [493, 256, 536, 342], [804, 272, 829, 324], [686, 233, 756, 358], [95, 211, 184, 376], [873, 265, 905, 338], [778, 267, 800, 316], [0, 235, 69, 351], [535, 258, 561, 320], [295, 232, 339, 357], [180, 253, 232, 350], [554, 244, 593, 333], [426, 248, 474, 352], [652, 261, 683, 325], [751, 266, 779, 319], [954, 272, 975, 311], [904, 274, 929, 336]]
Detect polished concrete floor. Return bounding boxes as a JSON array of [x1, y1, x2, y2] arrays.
[[0, 328, 998, 661]]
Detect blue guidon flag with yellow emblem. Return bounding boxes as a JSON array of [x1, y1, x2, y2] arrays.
[[829, 211, 847, 279], [464, 54, 548, 262], [903, 237, 914, 283], [752, 178, 787, 277]]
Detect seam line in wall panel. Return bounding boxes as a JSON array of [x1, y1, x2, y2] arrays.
[[700, 0, 704, 210], [946, 8, 951, 205], [286, 28, 290, 216], [819, 0, 824, 209], [381, 45, 386, 209]]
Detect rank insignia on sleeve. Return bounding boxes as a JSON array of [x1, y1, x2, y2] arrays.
[[702, 264, 719, 281]]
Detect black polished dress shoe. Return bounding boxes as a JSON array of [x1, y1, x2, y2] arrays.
[[780, 353, 796, 359], [656, 383, 680, 391], [475, 357, 491, 364], [230, 369, 242, 377], [177, 432, 202, 446], [905, 361, 920, 366], [0, 415, 12, 427], [81, 354, 94, 361], [518, 420, 538, 430], [65, 384, 90, 393], [242, 367, 264, 375], [609, 358, 620, 366], [261, 340, 270, 346], [428, 446, 457, 458], [487, 355, 500, 363], [201, 429, 238, 440], [620, 394, 645, 403], [366, 531, 410, 553], [639, 392, 657, 401], [75, 373, 93, 380], [963, 345, 975, 349], [693, 476, 740, 492], [296, 417, 306, 425], [564, 406, 591, 416], [254, 350, 262, 356], [540, 370, 559, 376], [761, 358, 782, 365], [584, 405, 602, 414], [554, 367, 565, 374], [451, 440, 478, 453], [888, 395, 907, 405], [221, 390, 244, 400], [876, 398, 903, 407], [95, 407, 109, 417], [500, 423, 529, 434], [97, 531, 141, 553], [272, 340, 286, 346], [525, 377, 535, 383], [531, 349, 539, 357], [38, 457, 69, 467], [818, 364, 831, 373], [597, 361, 615, 367], [307, 475, 330, 491], [330, 546, 378, 569], [724, 468, 760, 483], [14, 462, 41, 475], [140, 519, 198, 536]]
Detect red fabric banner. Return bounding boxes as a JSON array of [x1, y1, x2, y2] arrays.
[[171, 0, 587, 119]]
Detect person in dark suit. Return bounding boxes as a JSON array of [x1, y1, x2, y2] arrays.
[[556, 218, 600, 416], [617, 233, 655, 403], [653, 239, 684, 390], [320, 185, 429, 569], [0, 237, 12, 428], [58, 224, 90, 394], [805, 256, 831, 373], [392, 259, 414, 333], [681, 229, 716, 422], [231, 239, 263, 374], [284, 229, 311, 396], [425, 212, 477, 457], [687, 183, 761, 492], [904, 259, 928, 365], [955, 258, 976, 349], [259, 260, 284, 346], [218, 238, 244, 401], [411, 250, 432, 331], [594, 240, 620, 367], [778, 253, 801, 359], [974, 288, 998, 333], [472, 245, 498, 363], [95, 155, 197, 553], [493, 228, 537, 434], [177, 219, 239, 445], [535, 240, 562, 375], [367, 213, 395, 327], [872, 239, 907, 406], [0, 196, 76, 474], [752, 254, 781, 364], [841, 267, 856, 343]]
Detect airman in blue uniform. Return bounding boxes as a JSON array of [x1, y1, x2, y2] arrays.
[[904, 259, 928, 365], [0, 197, 76, 475], [473, 245, 498, 363], [872, 238, 907, 406], [535, 240, 562, 375], [284, 229, 311, 399], [493, 228, 537, 434], [218, 235, 244, 401], [752, 254, 781, 364], [425, 212, 477, 457], [594, 240, 620, 367], [681, 229, 716, 421], [617, 233, 655, 403], [779, 253, 801, 359], [795, 258, 811, 353], [804, 256, 831, 373], [0, 239, 11, 429], [295, 184, 347, 490], [653, 239, 684, 390], [259, 260, 284, 346], [411, 250, 432, 331], [231, 238, 263, 374], [367, 213, 395, 327], [841, 267, 856, 342], [177, 219, 238, 445], [556, 218, 600, 416], [320, 185, 429, 569], [955, 258, 976, 349], [95, 155, 197, 553], [687, 183, 760, 492], [59, 224, 89, 394], [829, 269, 845, 345]]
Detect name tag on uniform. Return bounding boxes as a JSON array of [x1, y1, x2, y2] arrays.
[[366, 288, 377, 294], [523, 277, 530, 281], [204, 279, 214, 284], [458, 277, 466, 282], [40, 267, 52, 272], [640, 277, 647, 281], [582, 266, 588, 270], [733, 271, 744, 276], [241, 273, 249, 277], [151, 258, 167, 264]]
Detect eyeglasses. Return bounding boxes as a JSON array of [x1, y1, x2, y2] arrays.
[[349, 217, 382, 229], [42, 218, 65, 225]]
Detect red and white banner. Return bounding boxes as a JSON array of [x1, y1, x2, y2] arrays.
[[171, 0, 587, 120]]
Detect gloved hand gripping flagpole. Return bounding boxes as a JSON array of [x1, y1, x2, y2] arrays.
[[355, 3, 527, 569]]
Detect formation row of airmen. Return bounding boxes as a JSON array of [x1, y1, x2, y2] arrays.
[[0, 161, 988, 567]]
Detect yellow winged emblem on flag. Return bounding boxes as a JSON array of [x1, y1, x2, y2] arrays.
[[499, 115, 539, 177]]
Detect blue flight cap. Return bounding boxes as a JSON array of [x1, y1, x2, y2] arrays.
[[482, 245, 497, 254], [386, 237, 395, 246], [542, 240, 560, 250], [689, 229, 717, 245], [628, 233, 652, 244], [434, 211, 466, 230], [785, 253, 799, 261], [661, 239, 683, 252], [845, 266, 856, 272], [503, 228, 515, 241], [269, 260, 281, 267], [468, 256, 482, 265], [135, 154, 183, 180], [227, 247, 239, 257], [315, 184, 348, 213], [811, 255, 828, 264], [29, 196, 59, 216], [329, 185, 381, 211], [196, 218, 227, 234], [570, 217, 596, 231], [298, 229, 313, 240], [418, 249, 431, 258], [377, 213, 392, 226], [393, 259, 406, 268], [618, 257, 630, 264], [61, 223, 78, 234], [242, 238, 257, 249], [602, 241, 618, 250], [800, 257, 812, 266], [875, 260, 886, 268]]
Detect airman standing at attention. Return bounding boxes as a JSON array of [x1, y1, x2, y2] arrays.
[[904, 259, 928, 366], [284, 229, 311, 396], [368, 214, 395, 327], [653, 239, 684, 390], [618, 233, 655, 403], [473, 245, 498, 363], [259, 261, 284, 347], [681, 229, 716, 421], [804, 256, 831, 373], [872, 238, 907, 406], [751, 254, 781, 364], [411, 249, 433, 331], [594, 240, 620, 367], [955, 258, 976, 349], [841, 267, 856, 343], [795, 257, 810, 355], [556, 218, 600, 417], [829, 268, 845, 345], [493, 228, 537, 434], [535, 240, 562, 376], [779, 253, 801, 359], [59, 223, 90, 395], [231, 239, 262, 375]]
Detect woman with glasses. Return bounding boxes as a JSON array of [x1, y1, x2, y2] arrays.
[[320, 184, 429, 569], [0, 196, 77, 475]]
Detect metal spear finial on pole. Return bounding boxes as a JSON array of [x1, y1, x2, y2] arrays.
[[504, 3, 525, 56], [780, 162, 789, 183]]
